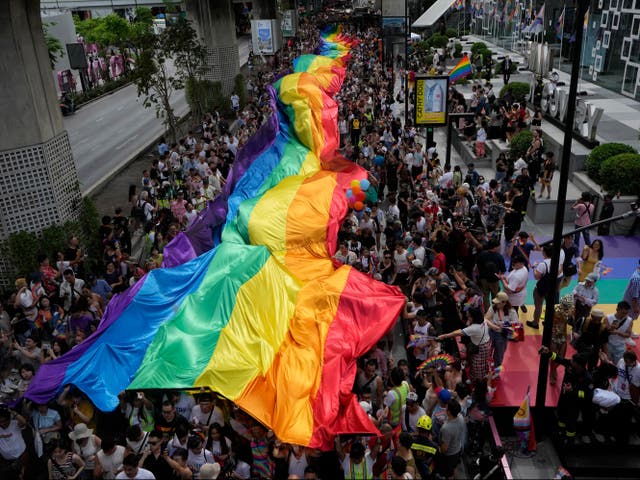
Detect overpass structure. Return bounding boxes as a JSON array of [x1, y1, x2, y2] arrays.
[[0, 0, 285, 286]]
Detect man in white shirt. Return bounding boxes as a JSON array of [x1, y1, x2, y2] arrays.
[[572, 272, 599, 323], [401, 392, 427, 434], [190, 393, 225, 428], [528, 244, 565, 329], [96, 437, 126, 479], [606, 301, 633, 363], [500, 255, 529, 314], [0, 407, 27, 474], [334, 244, 358, 266]]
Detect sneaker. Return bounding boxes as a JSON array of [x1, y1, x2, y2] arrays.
[[581, 435, 592, 444], [520, 305, 528, 313], [593, 432, 606, 443], [526, 320, 539, 329]]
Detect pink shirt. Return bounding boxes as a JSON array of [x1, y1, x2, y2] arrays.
[[573, 202, 594, 227]]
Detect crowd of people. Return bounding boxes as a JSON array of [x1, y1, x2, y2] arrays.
[[1, 11, 640, 480]]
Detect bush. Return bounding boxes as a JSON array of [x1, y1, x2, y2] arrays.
[[428, 33, 448, 49], [445, 28, 458, 38], [585, 143, 636, 184], [499, 82, 530, 103], [599, 153, 640, 196], [510, 130, 534, 160], [454, 42, 463, 58], [471, 42, 488, 56]]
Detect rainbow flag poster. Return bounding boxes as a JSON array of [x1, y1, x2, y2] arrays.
[[449, 54, 472, 83], [25, 26, 406, 450]]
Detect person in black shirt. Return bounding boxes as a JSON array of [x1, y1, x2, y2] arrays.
[[476, 239, 506, 308], [155, 401, 191, 443], [140, 430, 174, 479]]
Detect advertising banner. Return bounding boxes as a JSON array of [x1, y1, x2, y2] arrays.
[[252, 19, 275, 55], [282, 10, 297, 37], [415, 75, 449, 126]]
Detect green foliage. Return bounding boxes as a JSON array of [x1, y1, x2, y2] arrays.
[[427, 33, 448, 49], [131, 17, 205, 142], [454, 42, 463, 58], [234, 74, 247, 108], [510, 130, 534, 160], [585, 143, 636, 184], [7, 232, 40, 278], [43, 22, 65, 69], [499, 82, 530, 103], [185, 79, 232, 121], [599, 153, 640, 196], [73, 76, 130, 105], [2, 198, 103, 284], [471, 42, 488, 56], [445, 28, 458, 38]]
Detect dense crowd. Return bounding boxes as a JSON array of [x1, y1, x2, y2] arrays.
[[1, 12, 640, 480]]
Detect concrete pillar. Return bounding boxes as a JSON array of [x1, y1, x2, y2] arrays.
[[0, 2, 81, 248], [253, 0, 278, 19], [186, 0, 239, 95]]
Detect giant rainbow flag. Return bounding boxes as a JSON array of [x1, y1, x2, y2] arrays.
[[26, 26, 406, 450]]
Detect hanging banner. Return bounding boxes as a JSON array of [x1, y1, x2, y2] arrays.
[[251, 19, 282, 55], [415, 75, 449, 126], [282, 10, 298, 37]]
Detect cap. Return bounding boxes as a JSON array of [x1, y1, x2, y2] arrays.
[[438, 389, 452, 402], [412, 259, 423, 268], [359, 401, 372, 414], [406, 392, 419, 404], [492, 292, 509, 304], [427, 267, 440, 276], [518, 231, 529, 238], [590, 309, 605, 319], [585, 272, 599, 283], [199, 462, 221, 479]]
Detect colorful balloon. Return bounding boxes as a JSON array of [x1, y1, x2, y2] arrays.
[[355, 191, 366, 201], [354, 201, 365, 211], [346, 188, 353, 197], [359, 179, 370, 191], [351, 185, 361, 195], [350, 179, 360, 189]]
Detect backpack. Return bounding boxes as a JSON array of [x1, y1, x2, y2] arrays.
[[535, 262, 553, 296], [132, 199, 147, 222]]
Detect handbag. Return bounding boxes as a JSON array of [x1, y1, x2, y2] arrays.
[[467, 325, 486, 355], [564, 263, 578, 277]]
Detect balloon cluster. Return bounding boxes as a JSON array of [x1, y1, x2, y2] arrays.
[[346, 179, 370, 211]]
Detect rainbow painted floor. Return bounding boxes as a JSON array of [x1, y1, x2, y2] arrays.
[[491, 235, 640, 407]]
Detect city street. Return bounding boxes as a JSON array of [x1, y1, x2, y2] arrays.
[[67, 35, 251, 195]]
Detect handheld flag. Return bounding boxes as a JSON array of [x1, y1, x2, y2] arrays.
[[449, 54, 472, 83], [513, 387, 537, 453], [529, 4, 545, 35]]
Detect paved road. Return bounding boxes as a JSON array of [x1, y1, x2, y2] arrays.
[[68, 36, 251, 196]]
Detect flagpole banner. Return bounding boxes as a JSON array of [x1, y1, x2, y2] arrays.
[[415, 75, 449, 126]]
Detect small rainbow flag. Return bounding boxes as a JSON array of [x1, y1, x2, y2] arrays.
[[449, 54, 472, 83]]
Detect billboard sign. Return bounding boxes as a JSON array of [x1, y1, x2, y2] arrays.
[[415, 75, 449, 126]]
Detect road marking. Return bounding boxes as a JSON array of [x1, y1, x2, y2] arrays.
[[117, 106, 125, 111], [95, 116, 104, 123], [115, 133, 139, 151]]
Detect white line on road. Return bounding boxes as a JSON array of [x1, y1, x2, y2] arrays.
[[117, 106, 125, 111], [115, 134, 140, 151], [95, 116, 105, 122]]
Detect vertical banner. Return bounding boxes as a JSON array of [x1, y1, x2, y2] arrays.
[[282, 10, 298, 37], [414, 75, 449, 126], [251, 19, 282, 55]]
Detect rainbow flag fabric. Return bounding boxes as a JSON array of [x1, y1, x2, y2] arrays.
[[449, 54, 472, 83], [25, 26, 406, 450]]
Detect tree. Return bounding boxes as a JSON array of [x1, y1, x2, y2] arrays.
[[43, 22, 65, 69], [131, 17, 205, 143]]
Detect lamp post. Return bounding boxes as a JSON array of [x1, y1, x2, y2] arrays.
[[404, 0, 409, 127], [535, 0, 590, 422]]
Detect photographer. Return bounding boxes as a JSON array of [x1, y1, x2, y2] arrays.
[[571, 192, 595, 248]]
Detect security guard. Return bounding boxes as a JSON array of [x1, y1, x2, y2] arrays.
[[539, 346, 594, 443], [410, 415, 438, 479]]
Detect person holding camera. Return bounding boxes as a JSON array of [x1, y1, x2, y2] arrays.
[[571, 192, 595, 248]]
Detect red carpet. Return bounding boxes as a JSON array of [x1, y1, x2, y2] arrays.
[[491, 334, 563, 407]]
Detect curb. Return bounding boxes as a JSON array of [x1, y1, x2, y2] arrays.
[[84, 111, 192, 199], [75, 80, 133, 109]]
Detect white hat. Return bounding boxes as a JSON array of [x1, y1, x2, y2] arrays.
[[68, 423, 93, 441], [199, 463, 221, 479], [359, 401, 372, 414]]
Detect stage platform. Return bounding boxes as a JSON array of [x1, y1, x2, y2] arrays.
[[490, 235, 640, 408]]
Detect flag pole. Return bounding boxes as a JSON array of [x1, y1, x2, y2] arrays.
[[558, 8, 565, 70]]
